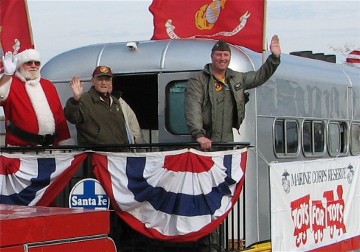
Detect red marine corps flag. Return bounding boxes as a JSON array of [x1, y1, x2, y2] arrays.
[[0, 0, 34, 73], [149, 0, 266, 53]]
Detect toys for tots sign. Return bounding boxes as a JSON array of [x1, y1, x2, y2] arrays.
[[270, 156, 360, 251]]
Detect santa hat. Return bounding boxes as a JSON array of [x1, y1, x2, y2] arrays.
[[16, 49, 42, 68]]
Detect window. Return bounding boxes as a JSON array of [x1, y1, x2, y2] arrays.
[[350, 122, 360, 155], [274, 119, 299, 156], [328, 121, 347, 156], [303, 120, 325, 156], [166, 81, 189, 135]]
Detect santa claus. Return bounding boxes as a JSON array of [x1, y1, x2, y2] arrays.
[[0, 49, 73, 146]]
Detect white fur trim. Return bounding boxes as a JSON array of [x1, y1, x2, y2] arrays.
[[16, 49, 41, 68], [24, 81, 55, 135]]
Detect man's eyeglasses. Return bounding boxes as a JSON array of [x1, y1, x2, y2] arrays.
[[25, 61, 41, 67]]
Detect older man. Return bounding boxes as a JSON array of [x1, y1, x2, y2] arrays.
[[185, 35, 281, 150], [0, 50, 73, 146], [64, 66, 128, 145]]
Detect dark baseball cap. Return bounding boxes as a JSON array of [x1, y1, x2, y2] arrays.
[[92, 66, 113, 77]]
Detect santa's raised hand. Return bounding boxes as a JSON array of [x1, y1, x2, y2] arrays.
[[2, 52, 17, 76]]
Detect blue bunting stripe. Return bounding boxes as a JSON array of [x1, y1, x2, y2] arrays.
[[126, 156, 236, 216]]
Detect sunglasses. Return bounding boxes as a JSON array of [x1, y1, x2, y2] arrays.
[[25, 61, 41, 67]]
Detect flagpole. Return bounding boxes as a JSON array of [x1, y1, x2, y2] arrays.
[[262, 0, 268, 64], [24, 0, 34, 48]]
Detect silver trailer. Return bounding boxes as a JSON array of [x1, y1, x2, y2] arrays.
[[41, 39, 360, 247]]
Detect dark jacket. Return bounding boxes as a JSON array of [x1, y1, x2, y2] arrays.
[[185, 54, 280, 141], [64, 87, 129, 145]]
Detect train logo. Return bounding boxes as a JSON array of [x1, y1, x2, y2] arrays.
[[69, 178, 110, 210]]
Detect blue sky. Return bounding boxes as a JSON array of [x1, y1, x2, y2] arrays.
[[26, 0, 360, 64]]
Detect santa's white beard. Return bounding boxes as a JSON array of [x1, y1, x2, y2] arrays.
[[19, 68, 40, 80]]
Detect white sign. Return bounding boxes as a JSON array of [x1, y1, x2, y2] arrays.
[[270, 156, 360, 251], [69, 178, 110, 210]]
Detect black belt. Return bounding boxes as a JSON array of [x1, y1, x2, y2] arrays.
[[7, 124, 57, 146]]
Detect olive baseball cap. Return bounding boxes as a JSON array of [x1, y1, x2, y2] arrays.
[[212, 40, 231, 52]]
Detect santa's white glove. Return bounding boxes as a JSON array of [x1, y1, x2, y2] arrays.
[[2, 52, 17, 76]]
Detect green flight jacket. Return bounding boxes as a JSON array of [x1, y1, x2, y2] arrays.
[[185, 54, 280, 141]]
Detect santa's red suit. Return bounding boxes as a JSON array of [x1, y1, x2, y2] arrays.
[[0, 73, 72, 146], [0, 49, 74, 146]]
